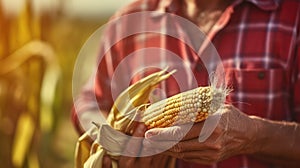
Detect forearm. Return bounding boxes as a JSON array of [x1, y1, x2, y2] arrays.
[[248, 116, 300, 166]]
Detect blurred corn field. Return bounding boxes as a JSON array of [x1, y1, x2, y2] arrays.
[[0, 0, 108, 167]]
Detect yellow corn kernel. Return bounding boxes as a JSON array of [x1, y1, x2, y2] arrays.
[[142, 86, 224, 129]]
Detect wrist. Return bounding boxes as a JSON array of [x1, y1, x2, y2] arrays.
[[242, 116, 300, 165], [243, 115, 268, 155]]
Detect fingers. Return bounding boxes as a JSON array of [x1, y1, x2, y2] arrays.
[[163, 148, 221, 165], [168, 139, 206, 153], [119, 123, 147, 168], [143, 139, 176, 154], [102, 155, 112, 168], [151, 155, 173, 168], [145, 122, 205, 141], [143, 123, 204, 155], [163, 149, 215, 160], [136, 156, 153, 168], [182, 122, 204, 140], [144, 137, 221, 153], [128, 123, 153, 168], [132, 123, 147, 137], [145, 127, 172, 141], [122, 123, 146, 156], [183, 158, 216, 165], [145, 125, 187, 141]]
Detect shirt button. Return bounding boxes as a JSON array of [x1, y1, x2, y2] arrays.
[[257, 72, 265, 80]]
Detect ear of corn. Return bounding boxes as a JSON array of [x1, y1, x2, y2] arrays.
[[142, 86, 226, 129]]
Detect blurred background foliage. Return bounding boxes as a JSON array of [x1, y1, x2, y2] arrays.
[[0, 0, 132, 167]]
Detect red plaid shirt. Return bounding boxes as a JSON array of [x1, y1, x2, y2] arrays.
[[72, 0, 300, 167]]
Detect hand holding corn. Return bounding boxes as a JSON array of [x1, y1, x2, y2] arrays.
[[143, 105, 259, 165], [76, 68, 229, 168], [107, 68, 229, 133]]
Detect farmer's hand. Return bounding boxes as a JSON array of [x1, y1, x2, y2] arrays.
[[103, 123, 172, 168], [143, 105, 257, 165]]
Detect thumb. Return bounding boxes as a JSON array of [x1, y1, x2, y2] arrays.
[[119, 123, 147, 168], [145, 125, 189, 141], [122, 123, 146, 156]]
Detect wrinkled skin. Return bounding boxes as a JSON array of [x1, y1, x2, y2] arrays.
[[143, 105, 256, 165]]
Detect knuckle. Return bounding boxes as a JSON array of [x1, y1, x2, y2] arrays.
[[205, 142, 222, 151], [212, 143, 222, 151], [171, 143, 183, 153], [177, 152, 185, 159], [209, 151, 223, 162]]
